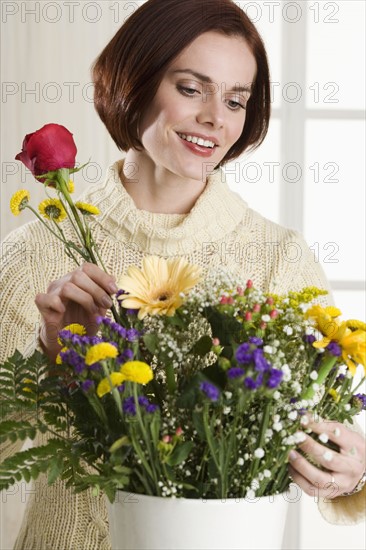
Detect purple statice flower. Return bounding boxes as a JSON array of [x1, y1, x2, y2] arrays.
[[327, 341, 342, 357], [353, 393, 366, 410], [290, 397, 298, 404], [117, 348, 134, 365], [138, 396, 150, 407], [336, 373, 346, 383], [199, 381, 220, 402], [249, 336, 263, 346], [126, 309, 139, 315], [227, 367, 245, 379], [145, 403, 159, 413], [117, 383, 125, 393], [89, 362, 102, 372], [126, 328, 140, 342], [60, 349, 86, 374], [116, 289, 128, 301], [109, 322, 127, 339], [81, 379, 94, 393], [266, 368, 283, 389], [79, 335, 104, 346], [123, 396, 136, 415], [235, 343, 253, 364], [252, 349, 271, 372], [244, 377, 257, 390], [303, 334, 316, 344]]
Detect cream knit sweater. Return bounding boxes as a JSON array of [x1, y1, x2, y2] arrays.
[[1, 159, 365, 549]]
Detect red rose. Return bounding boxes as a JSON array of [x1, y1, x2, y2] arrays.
[[15, 123, 77, 181]]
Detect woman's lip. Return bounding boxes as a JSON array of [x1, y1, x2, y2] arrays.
[[176, 132, 217, 158]]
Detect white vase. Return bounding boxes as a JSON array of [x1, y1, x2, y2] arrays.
[[107, 491, 289, 550]]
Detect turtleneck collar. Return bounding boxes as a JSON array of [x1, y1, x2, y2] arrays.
[[78, 158, 248, 255]]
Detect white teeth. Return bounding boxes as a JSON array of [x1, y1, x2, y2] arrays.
[[178, 133, 215, 148]]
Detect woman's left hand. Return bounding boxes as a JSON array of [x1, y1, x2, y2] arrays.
[[288, 418, 365, 500]]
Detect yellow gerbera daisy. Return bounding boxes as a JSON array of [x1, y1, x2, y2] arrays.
[[75, 202, 100, 216], [67, 180, 75, 193], [10, 190, 30, 216], [57, 323, 86, 346], [97, 372, 125, 398], [85, 342, 118, 366], [117, 256, 202, 319], [120, 361, 153, 385], [39, 198, 67, 223]]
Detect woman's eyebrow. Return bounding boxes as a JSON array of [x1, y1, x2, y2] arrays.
[[170, 68, 252, 93]]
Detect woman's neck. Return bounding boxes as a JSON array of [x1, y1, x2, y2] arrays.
[[121, 149, 207, 214]]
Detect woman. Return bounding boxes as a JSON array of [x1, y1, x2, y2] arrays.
[[1, 0, 365, 548]]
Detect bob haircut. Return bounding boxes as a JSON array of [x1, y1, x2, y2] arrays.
[[92, 0, 271, 167]]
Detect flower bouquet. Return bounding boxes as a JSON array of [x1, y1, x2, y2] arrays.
[[1, 124, 365, 550]]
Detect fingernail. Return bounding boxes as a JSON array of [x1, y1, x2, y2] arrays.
[[102, 296, 113, 308], [289, 450, 298, 461], [108, 282, 119, 294]]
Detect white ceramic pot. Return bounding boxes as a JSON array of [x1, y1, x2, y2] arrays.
[[107, 491, 289, 550]]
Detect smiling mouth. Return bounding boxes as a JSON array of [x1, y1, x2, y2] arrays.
[[176, 132, 217, 149]]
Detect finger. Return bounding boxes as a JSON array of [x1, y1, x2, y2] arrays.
[[66, 269, 114, 310], [307, 419, 365, 458], [296, 433, 345, 472], [78, 263, 118, 295], [288, 451, 344, 495], [59, 282, 102, 315], [35, 293, 66, 316], [288, 464, 341, 499]]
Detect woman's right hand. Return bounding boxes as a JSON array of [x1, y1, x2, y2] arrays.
[[35, 263, 119, 361]]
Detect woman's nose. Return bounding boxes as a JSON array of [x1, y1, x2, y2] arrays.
[[196, 84, 225, 129]]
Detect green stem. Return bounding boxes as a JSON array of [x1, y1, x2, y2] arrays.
[[249, 399, 271, 481], [301, 354, 338, 400], [202, 404, 221, 478], [101, 362, 123, 420], [165, 363, 176, 395]]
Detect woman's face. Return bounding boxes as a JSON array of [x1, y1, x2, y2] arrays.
[[138, 31, 257, 181]]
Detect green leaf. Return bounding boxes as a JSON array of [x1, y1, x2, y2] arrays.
[[109, 436, 130, 453], [189, 335, 213, 356], [48, 456, 64, 484], [166, 441, 194, 466], [143, 334, 160, 354]]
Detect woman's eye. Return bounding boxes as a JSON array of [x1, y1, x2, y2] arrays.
[[177, 85, 199, 96], [227, 100, 246, 111]]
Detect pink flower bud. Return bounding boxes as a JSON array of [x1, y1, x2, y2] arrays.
[[266, 297, 274, 306], [270, 309, 278, 319], [227, 296, 234, 305], [237, 286, 244, 296], [244, 312, 252, 321], [220, 296, 228, 305], [175, 427, 183, 437], [246, 280, 253, 289], [162, 435, 172, 443], [260, 321, 267, 330], [212, 338, 220, 346], [253, 304, 261, 313]]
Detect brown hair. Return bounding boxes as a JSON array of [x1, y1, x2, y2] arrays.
[[92, 0, 271, 166]]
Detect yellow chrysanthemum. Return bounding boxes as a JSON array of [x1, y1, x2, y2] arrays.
[[85, 342, 118, 366], [117, 256, 202, 320], [97, 372, 125, 398], [75, 202, 100, 216], [346, 319, 366, 331], [55, 346, 68, 364], [67, 180, 75, 193], [328, 389, 340, 403], [57, 323, 86, 346], [10, 190, 30, 216], [120, 361, 153, 385], [306, 305, 366, 376], [39, 198, 67, 223]]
